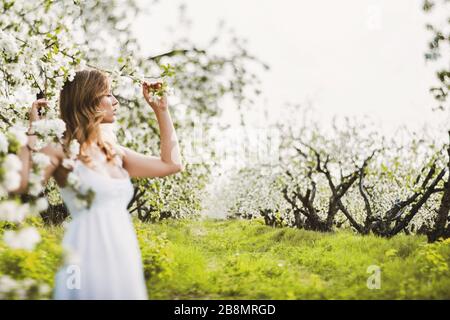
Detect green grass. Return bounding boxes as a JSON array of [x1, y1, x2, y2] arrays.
[[1, 217, 449, 299], [142, 218, 450, 299]]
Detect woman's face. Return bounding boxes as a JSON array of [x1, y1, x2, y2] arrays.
[[98, 80, 119, 123]]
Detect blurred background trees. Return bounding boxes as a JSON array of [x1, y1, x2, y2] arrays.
[[0, 0, 266, 227]]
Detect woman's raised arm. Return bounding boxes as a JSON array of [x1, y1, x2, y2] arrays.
[[9, 99, 63, 195], [120, 81, 184, 179]]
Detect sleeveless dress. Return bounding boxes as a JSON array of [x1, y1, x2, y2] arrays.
[[53, 157, 148, 300]]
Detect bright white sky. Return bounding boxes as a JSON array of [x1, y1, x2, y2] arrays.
[[133, 0, 448, 134]]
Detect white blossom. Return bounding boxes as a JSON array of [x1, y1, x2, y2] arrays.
[[74, 198, 88, 210], [69, 139, 80, 157], [35, 197, 49, 212], [3, 171, 21, 192], [24, 36, 46, 58], [3, 227, 41, 251], [62, 158, 76, 169], [39, 283, 51, 296], [166, 86, 175, 96], [0, 185, 7, 197], [68, 70, 76, 82], [8, 126, 28, 147], [67, 171, 81, 188], [3, 153, 22, 171], [0, 276, 19, 296], [0, 275, 49, 299], [27, 172, 44, 196], [0, 132, 8, 153], [0, 201, 29, 222], [0, 30, 20, 60], [31, 119, 66, 139], [32, 152, 51, 169]]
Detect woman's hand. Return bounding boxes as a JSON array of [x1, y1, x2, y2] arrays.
[[142, 81, 168, 113], [29, 98, 49, 130]]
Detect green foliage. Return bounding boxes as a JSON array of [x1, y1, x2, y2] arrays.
[[0, 218, 63, 299], [0, 217, 176, 299], [0, 218, 449, 299], [416, 238, 450, 281], [134, 219, 174, 282], [160, 63, 176, 78], [143, 218, 450, 299]]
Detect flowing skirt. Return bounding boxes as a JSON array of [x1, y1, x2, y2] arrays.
[[53, 205, 148, 300]]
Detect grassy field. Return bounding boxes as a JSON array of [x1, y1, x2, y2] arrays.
[[1, 217, 450, 299], [142, 218, 450, 299]]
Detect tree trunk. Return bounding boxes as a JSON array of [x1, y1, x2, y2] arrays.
[[428, 131, 450, 242]]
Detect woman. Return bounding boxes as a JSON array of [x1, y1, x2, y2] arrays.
[[12, 69, 183, 299]]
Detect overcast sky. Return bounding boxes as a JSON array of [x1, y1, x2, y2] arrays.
[[133, 0, 448, 135]]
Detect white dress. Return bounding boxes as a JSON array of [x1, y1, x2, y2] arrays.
[[53, 157, 148, 300]]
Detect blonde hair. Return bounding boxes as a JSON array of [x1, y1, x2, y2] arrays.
[[59, 69, 123, 167]]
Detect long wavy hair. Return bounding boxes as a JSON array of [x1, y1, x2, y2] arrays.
[[59, 69, 121, 167]]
